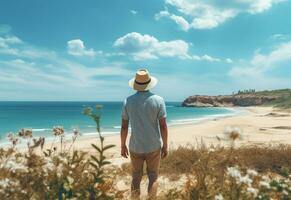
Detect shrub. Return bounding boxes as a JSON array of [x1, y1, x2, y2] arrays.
[[0, 105, 123, 200]]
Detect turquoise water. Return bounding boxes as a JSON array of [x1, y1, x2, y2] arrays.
[[0, 101, 235, 142]]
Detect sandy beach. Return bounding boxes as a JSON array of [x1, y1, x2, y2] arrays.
[[37, 106, 291, 166]]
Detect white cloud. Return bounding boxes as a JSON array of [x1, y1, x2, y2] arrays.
[[0, 31, 134, 100], [156, 0, 287, 30], [270, 33, 287, 41], [245, 0, 285, 14], [0, 36, 22, 55], [67, 39, 98, 57], [130, 10, 138, 15], [0, 56, 132, 100], [155, 10, 190, 31], [113, 32, 223, 62], [229, 40, 291, 78], [113, 32, 190, 60], [226, 58, 233, 63], [0, 35, 58, 59], [192, 54, 221, 62]]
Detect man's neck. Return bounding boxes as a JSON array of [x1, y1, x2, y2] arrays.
[[137, 90, 149, 93]]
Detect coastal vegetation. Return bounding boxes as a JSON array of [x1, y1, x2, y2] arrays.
[[183, 88, 291, 108], [0, 106, 291, 199], [0, 106, 123, 199]]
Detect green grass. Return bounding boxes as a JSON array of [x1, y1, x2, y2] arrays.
[[270, 94, 291, 108], [236, 88, 291, 108]]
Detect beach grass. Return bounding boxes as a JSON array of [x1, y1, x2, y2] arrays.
[[1, 130, 291, 199], [1, 106, 291, 199]]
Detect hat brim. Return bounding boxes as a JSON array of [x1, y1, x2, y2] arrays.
[[129, 76, 158, 91]]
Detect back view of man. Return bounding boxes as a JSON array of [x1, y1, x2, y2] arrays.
[[120, 69, 168, 198]]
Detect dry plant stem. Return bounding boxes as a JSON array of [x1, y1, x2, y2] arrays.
[[67, 135, 78, 152], [60, 136, 63, 154], [49, 136, 56, 153]]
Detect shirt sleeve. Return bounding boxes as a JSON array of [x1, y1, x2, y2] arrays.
[[158, 98, 167, 119], [121, 100, 129, 120]]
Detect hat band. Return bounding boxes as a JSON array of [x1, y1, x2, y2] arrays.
[[135, 78, 151, 85]]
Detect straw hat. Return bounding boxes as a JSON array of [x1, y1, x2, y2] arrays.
[[129, 69, 158, 91]]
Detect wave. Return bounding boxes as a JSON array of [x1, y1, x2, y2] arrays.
[[32, 128, 51, 132], [169, 111, 239, 126]]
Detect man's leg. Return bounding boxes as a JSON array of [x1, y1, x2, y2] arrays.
[[145, 149, 161, 198], [130, 151, 145, 197]]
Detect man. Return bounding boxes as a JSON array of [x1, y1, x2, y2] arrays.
[[120, 69, 168, 198]]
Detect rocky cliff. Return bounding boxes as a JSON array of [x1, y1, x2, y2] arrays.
[[182, 94, 279, 107]]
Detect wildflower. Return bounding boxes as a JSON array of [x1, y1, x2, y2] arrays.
[[282, 190, 288, 195], [239, 175, 253, 186], [67, 176, 74, 184], [0, 158, 29, 173], [0, 178, 10, 188], [209, 147, 215, 152], [73, 129, 79, 136], [247, 169, 258, 176], [223, 126, 243, 141], [18, 128, 33, 138], [227, 166, 241, 179], [43, 157, 54, 172], [0, 178, 19, 189], [215, 194, 224, 200], [53, 126, 64, 137], [83, 107, 93, 116], [259, 181, 270, 189], [7, 133, 18, 146], [247, 187, 258, 197], [281, 183, 288, 189]]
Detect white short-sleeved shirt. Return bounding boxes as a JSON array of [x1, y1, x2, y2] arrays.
[[122, 91, 166, 153]]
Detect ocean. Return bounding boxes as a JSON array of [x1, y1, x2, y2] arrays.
[[0, 101, 237, 143]]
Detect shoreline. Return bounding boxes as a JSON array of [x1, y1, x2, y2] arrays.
[[1, 107, 243, 148], [6, 106, 291, 166]]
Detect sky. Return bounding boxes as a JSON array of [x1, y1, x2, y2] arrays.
[[0, 0, 291, 101]]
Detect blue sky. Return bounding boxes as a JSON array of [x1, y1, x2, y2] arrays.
[[0, 0, 291, 101]]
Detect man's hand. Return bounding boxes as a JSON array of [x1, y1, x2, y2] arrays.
[[121, 145, 129, 158], [120, 119, 129, 158], [161, 145, 168, 159], [159, 117, 168, 159]]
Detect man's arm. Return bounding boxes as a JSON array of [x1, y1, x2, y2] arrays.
[[159, 117, 168, 158], [120, 119, 129, 158]]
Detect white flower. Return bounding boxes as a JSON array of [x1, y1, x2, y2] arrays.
[[0, 178, 10, 188], [282, 190, 288, 195], [281, 183, 288, 189], [223, 127, 243, 140], [0, 178, 19, 190], [262, 175, 270, 182], [67, 176, 74, 184], [0, 158, 29, 173], [239, 175, 253, 186], [247, 187, 258, 197], [247, 169, 258, 176], [259, 181, 270, 189], [227, 166, 241, 178], [215, 194, 224, 200], [43, 157, 55, 172]]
